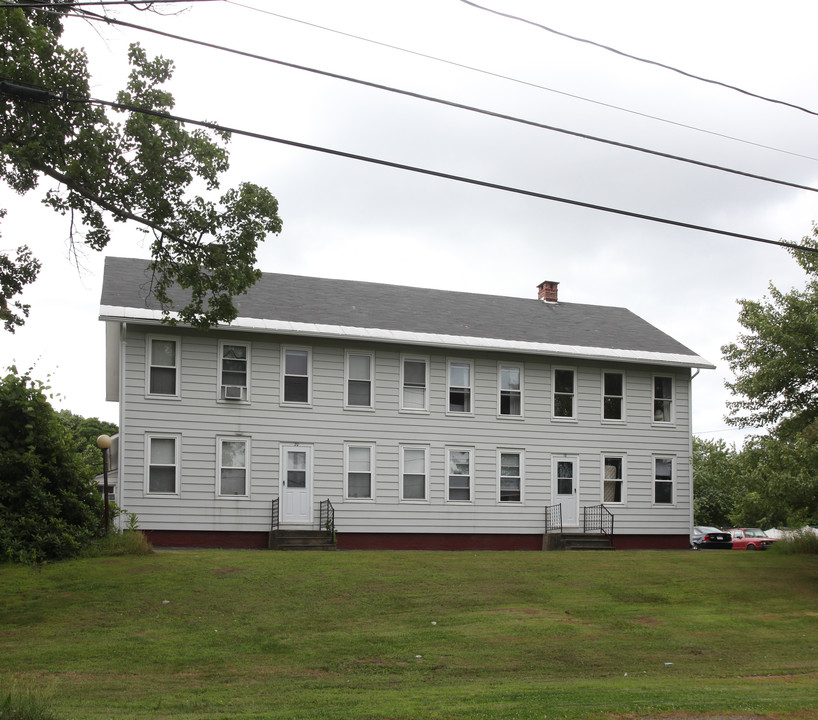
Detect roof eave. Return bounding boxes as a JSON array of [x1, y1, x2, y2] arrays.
[[99, 305, 716, 370]]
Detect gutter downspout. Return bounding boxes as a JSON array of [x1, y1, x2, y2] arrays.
[[688, 367, 701, 540]]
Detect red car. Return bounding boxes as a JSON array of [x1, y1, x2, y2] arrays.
[[728, 528, 776, 550]]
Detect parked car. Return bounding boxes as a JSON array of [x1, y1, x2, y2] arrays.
[[728, 528, 776, 550], [691, 526, 733, 550]]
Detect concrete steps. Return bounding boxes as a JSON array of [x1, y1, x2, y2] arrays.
[[549, 533, 615, 551], [268, 530, 336, 551]]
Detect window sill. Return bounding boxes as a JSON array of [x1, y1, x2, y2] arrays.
[[145, 393, 181, 401], [399, 408, 431, 415], [344, 405, 375, 412], [551, 416, 578, 423], [497, 414, 525, 421]]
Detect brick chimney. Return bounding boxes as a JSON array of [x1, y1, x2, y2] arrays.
[[537, 280, 559, 303]]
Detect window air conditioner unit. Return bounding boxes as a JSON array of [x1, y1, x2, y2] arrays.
[[222, 385, 244, 400]]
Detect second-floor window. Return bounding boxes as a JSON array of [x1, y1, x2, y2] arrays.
[[220, 343, 248, 400], [499, 365, 522, 416], [401, 356, 428, 411], [602, 372, 624, 421], [553, 368, 576, 419], [448, 361, 472, 413], [346, 352, 373, 408], [148, 337, 179, 396], [283, 348, 310, 404], [653, 376, 673, 423]]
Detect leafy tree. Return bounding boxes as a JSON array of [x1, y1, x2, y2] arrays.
[[692, 437, 740, 528], [56, 409, 118, 479], [729, 424, 818, 528], [722, 228, 818, 439], [0, 366, 104, 563], [1, 2, 282, 330]]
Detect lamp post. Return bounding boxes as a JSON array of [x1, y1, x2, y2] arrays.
[[96, 434, 112, 533]]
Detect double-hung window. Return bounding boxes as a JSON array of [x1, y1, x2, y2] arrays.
[[553, 367, 576, 419], [401, 356, 428, 411], [499, 364, 523, 417], [653, 376, 673, 423], [220, 343, 249, 401], [602, 371, 624, 421], [346, 352, 373, 408], [654, 457, 674, 504], [498, 450, 523, 502], [346, 444, 374, 499], [146, 434, 179, 494], [401, 446, 428, 501], [282, 348, 310, 404], [603, 455, 624, 503], [218, 437, 249, 496], [147, 336, 179, 397], [447, 448, 472, 501], [448, 360, 473, 413]]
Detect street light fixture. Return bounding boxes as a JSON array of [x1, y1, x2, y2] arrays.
[[96, 434, 112, 533]]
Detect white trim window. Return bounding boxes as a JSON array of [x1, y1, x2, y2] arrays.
[[282, 347, 310, 404], [447, 447, 473, 502], [346, 444, 374, 499], [400, 445, 429, 501], [147, 336, 180, 397], [602, 455, 625, 504], [654, 457, 674, 504], [499, 364, 523, 417], [498, 450, 523, 503], [220, 342, 249, 401], [653, 375, 674, 423], [602, 371, 624, 422], [345, 352, 373, 409], [146, 434, 179, 494], [448, 360, 473, 413], [553, 367, 576, 420], [217, 437, 249, 497], [400, 355, 429, 412]]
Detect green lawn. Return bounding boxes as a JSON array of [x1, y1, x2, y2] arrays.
[[1, 549, 817, 719]]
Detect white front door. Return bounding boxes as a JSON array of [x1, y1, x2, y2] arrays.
[[553, 456, 579, 527], [281, 446, 312, 524]]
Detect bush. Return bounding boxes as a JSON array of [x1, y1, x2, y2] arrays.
[[82, 530, 153, 558], [0, 366, 104, 564], [770, 529, 818, 555]]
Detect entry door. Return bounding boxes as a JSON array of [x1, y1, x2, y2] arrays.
[[280, 446, 313, 524], [553, 456, 579, 527]]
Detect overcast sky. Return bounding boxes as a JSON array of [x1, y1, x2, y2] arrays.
[[2, 0, 817, 444]]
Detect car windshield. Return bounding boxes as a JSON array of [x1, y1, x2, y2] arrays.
[[745, 529, 767, 538]]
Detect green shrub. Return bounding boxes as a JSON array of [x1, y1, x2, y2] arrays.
[[769, 529, 818, 555]]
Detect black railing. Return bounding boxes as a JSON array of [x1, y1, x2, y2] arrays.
[[319, 498, 335, 535], [583, 504, 614, 537], [544, 503, 563, 534], [270, 498, 279, 532]]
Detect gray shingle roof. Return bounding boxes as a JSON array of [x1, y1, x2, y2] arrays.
[[99, 256, 712, 367]]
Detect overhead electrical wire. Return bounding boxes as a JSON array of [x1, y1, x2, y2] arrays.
[[2, 79, 816, 255], [459, 0, 818, 119], [225, 0, 818, 164], [2, 0, 219, 7], [48, 7, 818, 196]]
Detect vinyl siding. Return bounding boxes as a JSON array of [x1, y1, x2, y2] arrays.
[[117, 324, 694, 536]]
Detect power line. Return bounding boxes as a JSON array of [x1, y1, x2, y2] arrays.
[[2, 1, 218, 7], [3, 79, 816, 255], [225, 0, 818, 164], [459, 0, 818, 119], [56, 8, 818, 196]]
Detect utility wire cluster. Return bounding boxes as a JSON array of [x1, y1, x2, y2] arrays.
[[2, 0, 816, 254]]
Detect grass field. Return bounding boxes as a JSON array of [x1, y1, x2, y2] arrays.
[[1, 549, 817, 720]]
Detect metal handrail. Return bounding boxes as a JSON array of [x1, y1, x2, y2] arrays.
[[319, 498, 335, 535], [270, 498, 279, 532], [544, 503, 563, 534], [583, 504, 614, 537]]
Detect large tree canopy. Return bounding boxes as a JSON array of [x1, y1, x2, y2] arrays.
[[0, 1, 282, 330], [722, 228, 818, 439]]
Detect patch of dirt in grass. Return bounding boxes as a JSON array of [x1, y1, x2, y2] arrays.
[[631, 616, 662, 626], [212, 567, 243, 575]]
